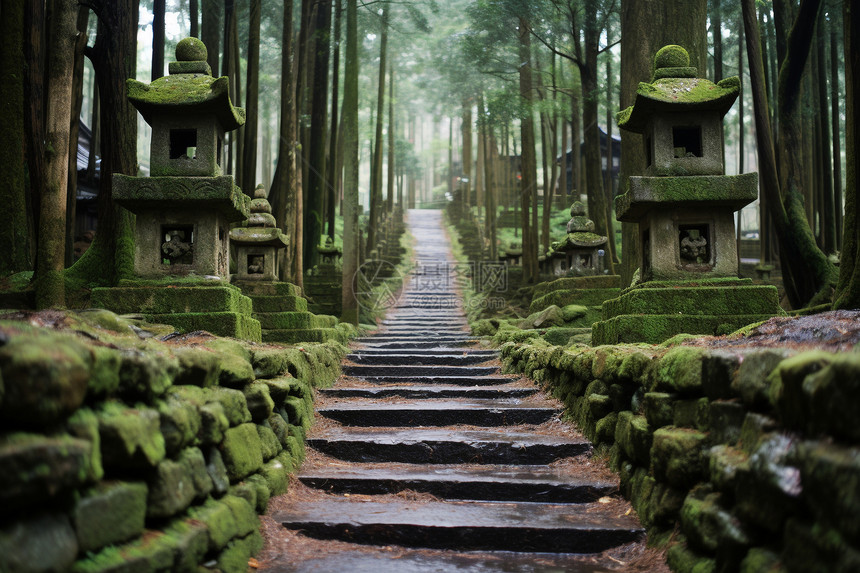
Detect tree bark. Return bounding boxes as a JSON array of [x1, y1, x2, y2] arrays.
[[305, 0, 331, 267], [743, 0, 837, 308], [831, 13, 843, 249], [201, 0, 220, 74], [341, 0, 360, 324], [713, 0, 723, 82], [327, 0, 342, 239], [387, 65, 395, 213], [816, 13, 836, 253], [241, 0, 261, 194], [367, 4, 388, 251], [37, 0, 78, 307], [152, 0, 166, 80], [66, 7, 90, 267], [518, 16, 539, 283], [190, 0, 199, 38], [833, 0, 859, 309], [0, 0, 32, 276]]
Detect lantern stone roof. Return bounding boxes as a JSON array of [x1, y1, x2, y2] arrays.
[[229, 184, 288, 248], [616, 45, 740, 134], [126, 37, 246, 131]]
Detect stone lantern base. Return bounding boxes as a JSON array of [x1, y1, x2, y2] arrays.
[[91, 279, 261, 341], [233, 280, 351, 345], [591, 278, 783, 345]]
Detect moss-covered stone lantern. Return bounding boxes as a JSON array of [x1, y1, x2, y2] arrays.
[[113, 37, 250, 280], [552, 201, 607, 276], [92, 38, 260, 341], [230, 184, 288, 281], [591, 45, 782, 345]]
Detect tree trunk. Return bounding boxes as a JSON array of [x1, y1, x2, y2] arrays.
[[816, 13, 836, 253], [305, 0, 331, 267], [190, 0, 199, 37], [24, 0, 47, 269], [66, 0, 139, 287], [327, 0, 342, 240], [833, 0, 859, 309], [0, 0, 32, 276], [387, 65, 395, 213], [462, 100, 473, 211], [201, 0, 220, 75], [37, 0, 78, 307], [518, 16, 538, 283], [713, 0, 723, 82], [367, 4, 388, 251], [152, 0, 166, 81], [739, 22, 745, 174], [743, 0, 837, 308], [270, 0, 298, 284], [241, 0, 261, 194], [604, 46, 616, 264], [619, 0, 707, 284], [831, 13, 843, 249], [341, 0, 360, 324], [66, 8, 89, 267]]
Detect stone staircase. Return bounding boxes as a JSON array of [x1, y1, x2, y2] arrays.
[[269, 210, 645, 571]]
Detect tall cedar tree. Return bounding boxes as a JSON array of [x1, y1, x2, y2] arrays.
[[834, 0, 859, 309], [518, 16, 539, 283], [66, 0, 139, 288], [326, 0, 342, 240], [240, 0, 261, 195], [368, 4, 389, 252], [742, 0, 837, 308], [305, 0, 332, 267], [0, 0, 32, 276], [341, 0, 360, 324]]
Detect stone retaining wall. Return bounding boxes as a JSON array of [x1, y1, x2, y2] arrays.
[[500, 339, 860, 573], [0, 315, 346, 573]]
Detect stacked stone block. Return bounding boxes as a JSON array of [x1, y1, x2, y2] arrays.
[[0, 312, 346, 573], [499, 321, 860, 573]]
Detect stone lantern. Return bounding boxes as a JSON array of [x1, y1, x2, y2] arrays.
[[113, 37, 249, 280], [591, 45, 781, 345], [230, 184, 288, 282], [553, 202, 607, 276], [614, 45, 757, 282], [91, 38, 260, 341]]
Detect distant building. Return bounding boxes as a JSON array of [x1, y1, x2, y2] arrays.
[[557, 127, 621, 196]]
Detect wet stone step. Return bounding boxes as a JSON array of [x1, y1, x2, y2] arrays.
[[343, 365, 499, 378], [317, 400, 559, 426], [275, 499, 643, 554], [349, 348, 497, 357], [346, 353, 494, 366], [298, 465, 616, 503], [307, 428, 591, 464], [318, 385, 535, 399], [355, 340, 475, 350], [350, 375, 513, 386]]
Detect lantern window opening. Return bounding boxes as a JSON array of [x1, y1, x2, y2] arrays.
[[170, 128, 198, 160], [161, 224, 194, 265], [247, 254, 265, 274], [679, 223, 711, 265], [672, 126, 703, 158]]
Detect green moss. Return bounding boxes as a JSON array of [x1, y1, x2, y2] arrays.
[[220, 423, 263, 481], [655, 45, 690, 68]]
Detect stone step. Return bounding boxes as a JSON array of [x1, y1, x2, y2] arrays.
[[349, 348, 497, 357], [380, 319, 468, 327], [343, 365, 498, 378], [317, 400, 559, 426], [318, 385, 535, 399], [307, 428, 591, 464], [346, 353, 494, 366], [275, 499, 643, 553], [355, 340, 475, 350], [298, 464, 615, 502], [346, 375, 513, 386]]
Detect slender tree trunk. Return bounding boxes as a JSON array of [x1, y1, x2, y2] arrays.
[[604, 48, 616, 264], [341, 0, 360, 324], [152, 0, 166, 80], [462, 100, 473, 211], [387, 65, 395, 213], [817, 14, 836, 253], [743, 0, 837, 308], [24, 0, 47, 266], [201, 0, 220, 76], [367, 4, 388, 250], [713, 0, 723, 82], [518, 16, 538, 283], [739, 22, 745, 174], [833, 0, 859, 309], [305, 0, 331, 267], [326, 0, 342, 240], [66, 8, 89, 267], [0, 0, 32, 276], [66, 0, 139, 287], [270, 0, 297, 283], [831, 14, 843, 249], [223, 0, 236, 174], [570, 79, 581, 201], [190, 0, 199, 37], [241, 0, 261, 194], [37, 0, 78, 307]]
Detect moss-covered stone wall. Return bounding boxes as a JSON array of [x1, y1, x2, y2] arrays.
[[500, 339, 860, 573], [0, 315, 346, 573]]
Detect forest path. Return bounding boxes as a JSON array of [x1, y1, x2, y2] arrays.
[[258, 210, 660, 572]]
